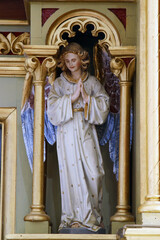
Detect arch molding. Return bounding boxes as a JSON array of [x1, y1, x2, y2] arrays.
[[46, 9, 121, 47]]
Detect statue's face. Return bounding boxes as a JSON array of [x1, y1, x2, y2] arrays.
[[64, 53, 81, 73]]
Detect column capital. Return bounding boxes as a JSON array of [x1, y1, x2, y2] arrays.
[[108, 46, 136, 83], [24, 56, 56, 84], [110, 56, 135, 83], [21, 45, 58, 110], [23, 44, 58, 83]]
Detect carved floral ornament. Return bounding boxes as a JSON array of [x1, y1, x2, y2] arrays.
[[0, 32, 30, 55], [46, 10, 121, 47]]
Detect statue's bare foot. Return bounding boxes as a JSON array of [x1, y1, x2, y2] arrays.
[[71, 223, 80, 228]]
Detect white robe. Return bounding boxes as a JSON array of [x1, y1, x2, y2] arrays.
[[47, 72, 110, 231]]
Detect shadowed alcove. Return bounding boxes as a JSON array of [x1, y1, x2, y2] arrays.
[[45, 12, 120, 233]]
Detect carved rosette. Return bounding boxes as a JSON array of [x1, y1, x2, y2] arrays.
[[0, 32, 30, 55]]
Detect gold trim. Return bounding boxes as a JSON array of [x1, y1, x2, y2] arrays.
[[109, 46, 136, 56], [0, 20, 29, 26], [63, 71, 88, 83], [0, 57, 25, 77], [84, 103, 88, 119], [73, 108, 84, 112], [46, 9, 121, 47], [0, 108, 17, 239], [23, 45, 59, 57]]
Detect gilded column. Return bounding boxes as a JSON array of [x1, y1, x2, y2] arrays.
[[22, 46, 58, 222], [110, 57, 135, 222]]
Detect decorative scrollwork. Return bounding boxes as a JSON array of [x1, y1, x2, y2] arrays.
[[46, 9, 121, 47], [110, 57, 124, 77], [43, 57, 57, 85], [12, 32, 30, 55], [0, 32, 30, 55], [25, 57, 40, 74], [21, 57, 38, 109], [0, 33, 11, 54], [21, 56, 56, 109]]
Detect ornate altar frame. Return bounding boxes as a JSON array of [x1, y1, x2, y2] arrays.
[[21, 8, 136, 228], [2, 0, 160, 239], [0, 3, 137, 239], [0, 0, 160, 239], [0, 108, 17, 240]]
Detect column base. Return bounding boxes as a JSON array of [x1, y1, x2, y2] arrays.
[[110, 213, 134, 222], [24, 211, 50, 222], [110, 205, 134, 222], [25, 221, 51, 233], [24, 205, 50, 222]]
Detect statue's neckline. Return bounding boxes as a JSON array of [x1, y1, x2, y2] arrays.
[[62, 71, 88, 83]]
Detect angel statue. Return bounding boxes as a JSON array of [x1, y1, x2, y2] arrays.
[[21, 41, 132, 233], [47, 42, 110, 232]]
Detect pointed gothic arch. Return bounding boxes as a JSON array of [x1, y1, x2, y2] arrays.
[[46, 9, 121, 47]]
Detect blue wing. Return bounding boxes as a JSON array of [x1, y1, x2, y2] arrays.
[[21, 77, 56, 171], [95, 44, 133, 180]]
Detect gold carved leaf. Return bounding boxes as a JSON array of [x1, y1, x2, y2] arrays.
[[0, 32, 30, 55], [11, 32, 30, 55], [0, 33, 11, 54], [7, 32, 16, 43]]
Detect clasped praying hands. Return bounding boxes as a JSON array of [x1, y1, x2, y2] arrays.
[[71, 78, 89, 104]]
